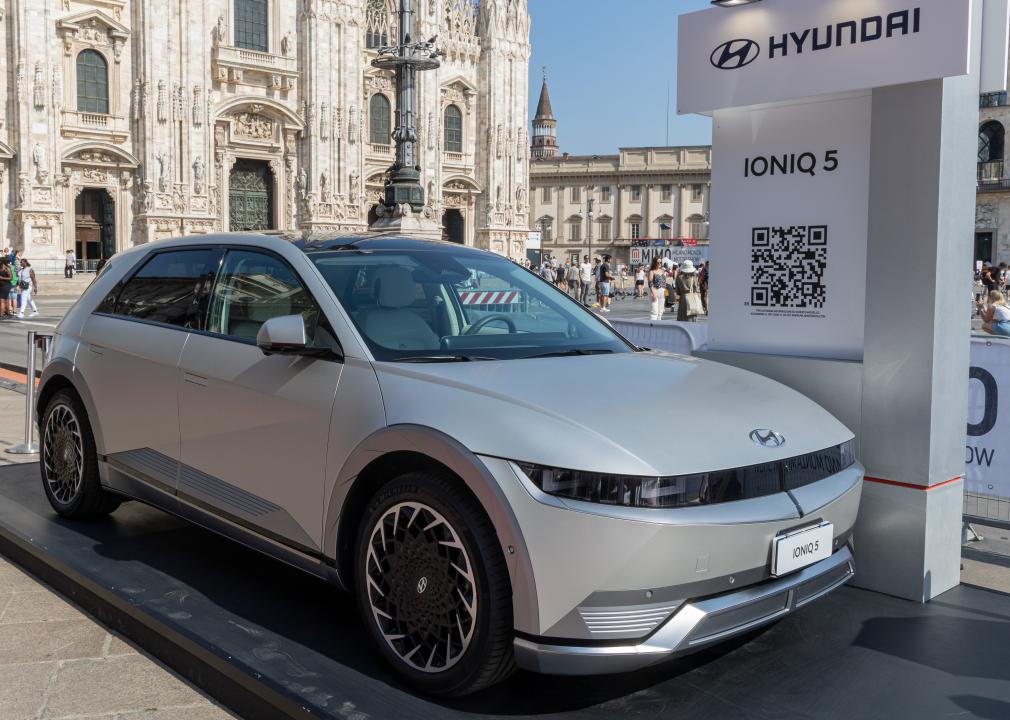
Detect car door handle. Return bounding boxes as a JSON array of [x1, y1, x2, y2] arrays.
[[88, 344, 104, 355], [183, 372, 208, 387]]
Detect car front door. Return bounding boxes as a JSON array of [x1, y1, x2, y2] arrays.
[[78, 247, 220, 503], [177, 247, 342, 556]]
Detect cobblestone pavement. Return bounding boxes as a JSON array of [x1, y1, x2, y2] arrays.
[[0, 382, 234, 720]]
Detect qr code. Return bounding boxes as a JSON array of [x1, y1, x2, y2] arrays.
[[750, 226, 827, 309]]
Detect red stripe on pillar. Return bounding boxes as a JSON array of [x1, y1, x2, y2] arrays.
[[864, 475, 964, 491]]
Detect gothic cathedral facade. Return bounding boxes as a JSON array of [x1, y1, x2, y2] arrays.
[[6, 0, 531, 267]]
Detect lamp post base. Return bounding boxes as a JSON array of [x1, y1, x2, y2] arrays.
[[370, 202, 442, 240]]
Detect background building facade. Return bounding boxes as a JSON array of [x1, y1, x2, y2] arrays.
[[977, 90, 1010, 264], [528, 78, 711, 265], [6, 0, 531, 267]]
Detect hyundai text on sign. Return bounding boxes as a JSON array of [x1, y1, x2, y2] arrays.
[[678, 0, 972, 115]]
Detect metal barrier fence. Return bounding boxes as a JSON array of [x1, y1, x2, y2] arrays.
[[21, 259, 102, 275], [964, 492, 1010, 534]]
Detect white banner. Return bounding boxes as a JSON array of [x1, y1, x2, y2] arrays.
[[678, 0, 972, 115], [967, 338, 1010, 497], [629, 244, 708, 268], [707, 93, 870, 361]]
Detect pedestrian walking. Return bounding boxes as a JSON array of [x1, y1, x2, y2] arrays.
[[555, 262, 567, 290], [635, 266, 646, 297], [676, 260, 703, 322], [699, 261, 710, 313], [647, 258, 666, 321], [598, 254, 614, 313], [65, 248, 76, 278], [579, 255, 592, 305], [16, 259, 38, 318], [566, 261, 581, 299], [0, 256, 12, 318], [979, 290, 1010, 337]]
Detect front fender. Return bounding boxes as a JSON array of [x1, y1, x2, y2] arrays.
[[324, 424, 540, 636]]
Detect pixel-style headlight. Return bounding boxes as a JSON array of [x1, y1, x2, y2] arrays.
[[516, 440, 856, 509]]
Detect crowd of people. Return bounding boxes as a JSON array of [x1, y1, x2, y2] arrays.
[[521, 253, 709, 321], [0, 247, 39, 320]]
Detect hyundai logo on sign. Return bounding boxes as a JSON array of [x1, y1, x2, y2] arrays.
[[710, 39, 761, 70], [750, 429, 786, 448]]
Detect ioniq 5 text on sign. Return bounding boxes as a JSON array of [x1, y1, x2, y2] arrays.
[[36, 233, 863, 696]]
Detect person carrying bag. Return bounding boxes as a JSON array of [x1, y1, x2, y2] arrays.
[[676, 260, 703, 322]]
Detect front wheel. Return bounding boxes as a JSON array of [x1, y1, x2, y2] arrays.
[[40, 389, 120, 519], [355, 472, 515, 696]]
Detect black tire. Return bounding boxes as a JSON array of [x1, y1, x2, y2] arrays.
[[39, 388, 121, 519], [355, 472, 515, 697]]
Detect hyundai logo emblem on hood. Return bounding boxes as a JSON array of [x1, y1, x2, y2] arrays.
[[711, 39, 761, 70], [750, 429, 786, 448]]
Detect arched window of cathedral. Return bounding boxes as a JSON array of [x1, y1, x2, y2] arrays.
[[370, 94, 391, 145], [235, 0, 269, 52], [444, 105, 463, 153], [366, 0, 394, 49], [76, 50, 109, 114]]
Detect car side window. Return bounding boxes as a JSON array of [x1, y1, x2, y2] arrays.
[[207, 249, 321, 343], [111, 249, 220, 329]]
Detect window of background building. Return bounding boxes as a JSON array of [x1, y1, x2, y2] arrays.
[[542, 186, 552, 202], [369, 94, 391, 145], [569, 222, 582, 242], [76, 50, 109, 114], [687, 214, 706, 239], [599, 221, 611, 241], [660, 224, 672, 239], [444, 105, 463, 153], [692, 184, 704, 201], [234, 0, 269, 52], [630, 185, 641, 202], [600, 186, 612, 203], [542, 224, 552, 242], [661, 185, 673, 201], [570, 186, 581, 203], [630, 222, 641, 239]]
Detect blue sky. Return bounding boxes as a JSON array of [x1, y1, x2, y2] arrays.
[[527, 0, 714, 155]]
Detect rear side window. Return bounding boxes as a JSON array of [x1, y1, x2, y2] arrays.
[[111, 249, 220, 329]]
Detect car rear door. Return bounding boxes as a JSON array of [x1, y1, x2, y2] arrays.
[[77, 247, 221, 503], [176, 247, 343, 556]]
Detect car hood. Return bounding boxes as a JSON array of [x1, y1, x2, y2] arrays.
[[373, 352, 854, 477]]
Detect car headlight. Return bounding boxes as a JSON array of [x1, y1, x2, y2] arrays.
[[515, 440, 856, 509]]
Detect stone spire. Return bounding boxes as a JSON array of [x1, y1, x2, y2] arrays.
[[531, 68, 557, 160]]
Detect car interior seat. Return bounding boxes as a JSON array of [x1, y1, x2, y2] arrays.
[[358, 266, 439, 351]]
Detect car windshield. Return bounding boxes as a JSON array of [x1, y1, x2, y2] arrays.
[[308, 248, 633, 361]]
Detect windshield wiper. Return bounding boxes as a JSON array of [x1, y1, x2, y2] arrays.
[[398, 355, 498, 363], [523, 349, 615, 360]]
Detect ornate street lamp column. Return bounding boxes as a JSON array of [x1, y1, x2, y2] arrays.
[[371, 0, 442, 216]]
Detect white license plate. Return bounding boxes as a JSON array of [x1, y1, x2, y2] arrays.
[[771, 522, 833, 577]]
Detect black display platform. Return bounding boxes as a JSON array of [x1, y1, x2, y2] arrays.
[[1, 462, 1009, 720]]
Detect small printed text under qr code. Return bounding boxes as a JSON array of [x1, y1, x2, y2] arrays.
[[750, 226, 827, 310]]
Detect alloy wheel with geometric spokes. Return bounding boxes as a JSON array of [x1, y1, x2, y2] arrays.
[[42, 402, 84, 505], [365, 501, 478, 674]]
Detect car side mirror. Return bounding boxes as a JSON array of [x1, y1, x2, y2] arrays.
[[256, 315, 308, 355]]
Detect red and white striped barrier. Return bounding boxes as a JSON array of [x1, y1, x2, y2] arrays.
[[457, 290, 521, 305]]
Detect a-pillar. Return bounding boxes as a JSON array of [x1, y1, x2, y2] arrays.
[[853, 25, 980, 600]]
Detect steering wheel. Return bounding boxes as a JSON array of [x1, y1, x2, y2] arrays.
[[464, 314, 517, 336]]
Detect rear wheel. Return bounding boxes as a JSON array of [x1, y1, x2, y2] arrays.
[[40, 389, 120, 519], [355, 472, 515, 696]]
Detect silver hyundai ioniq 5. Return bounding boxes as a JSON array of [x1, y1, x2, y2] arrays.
[[36, 232, 863, 696]]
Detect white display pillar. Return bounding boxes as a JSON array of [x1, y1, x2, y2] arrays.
[[678, 0, 984, 601], [852, 71, 980, 600]]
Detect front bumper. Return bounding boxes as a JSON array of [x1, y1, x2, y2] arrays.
[[514, 544, 854, 675]]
